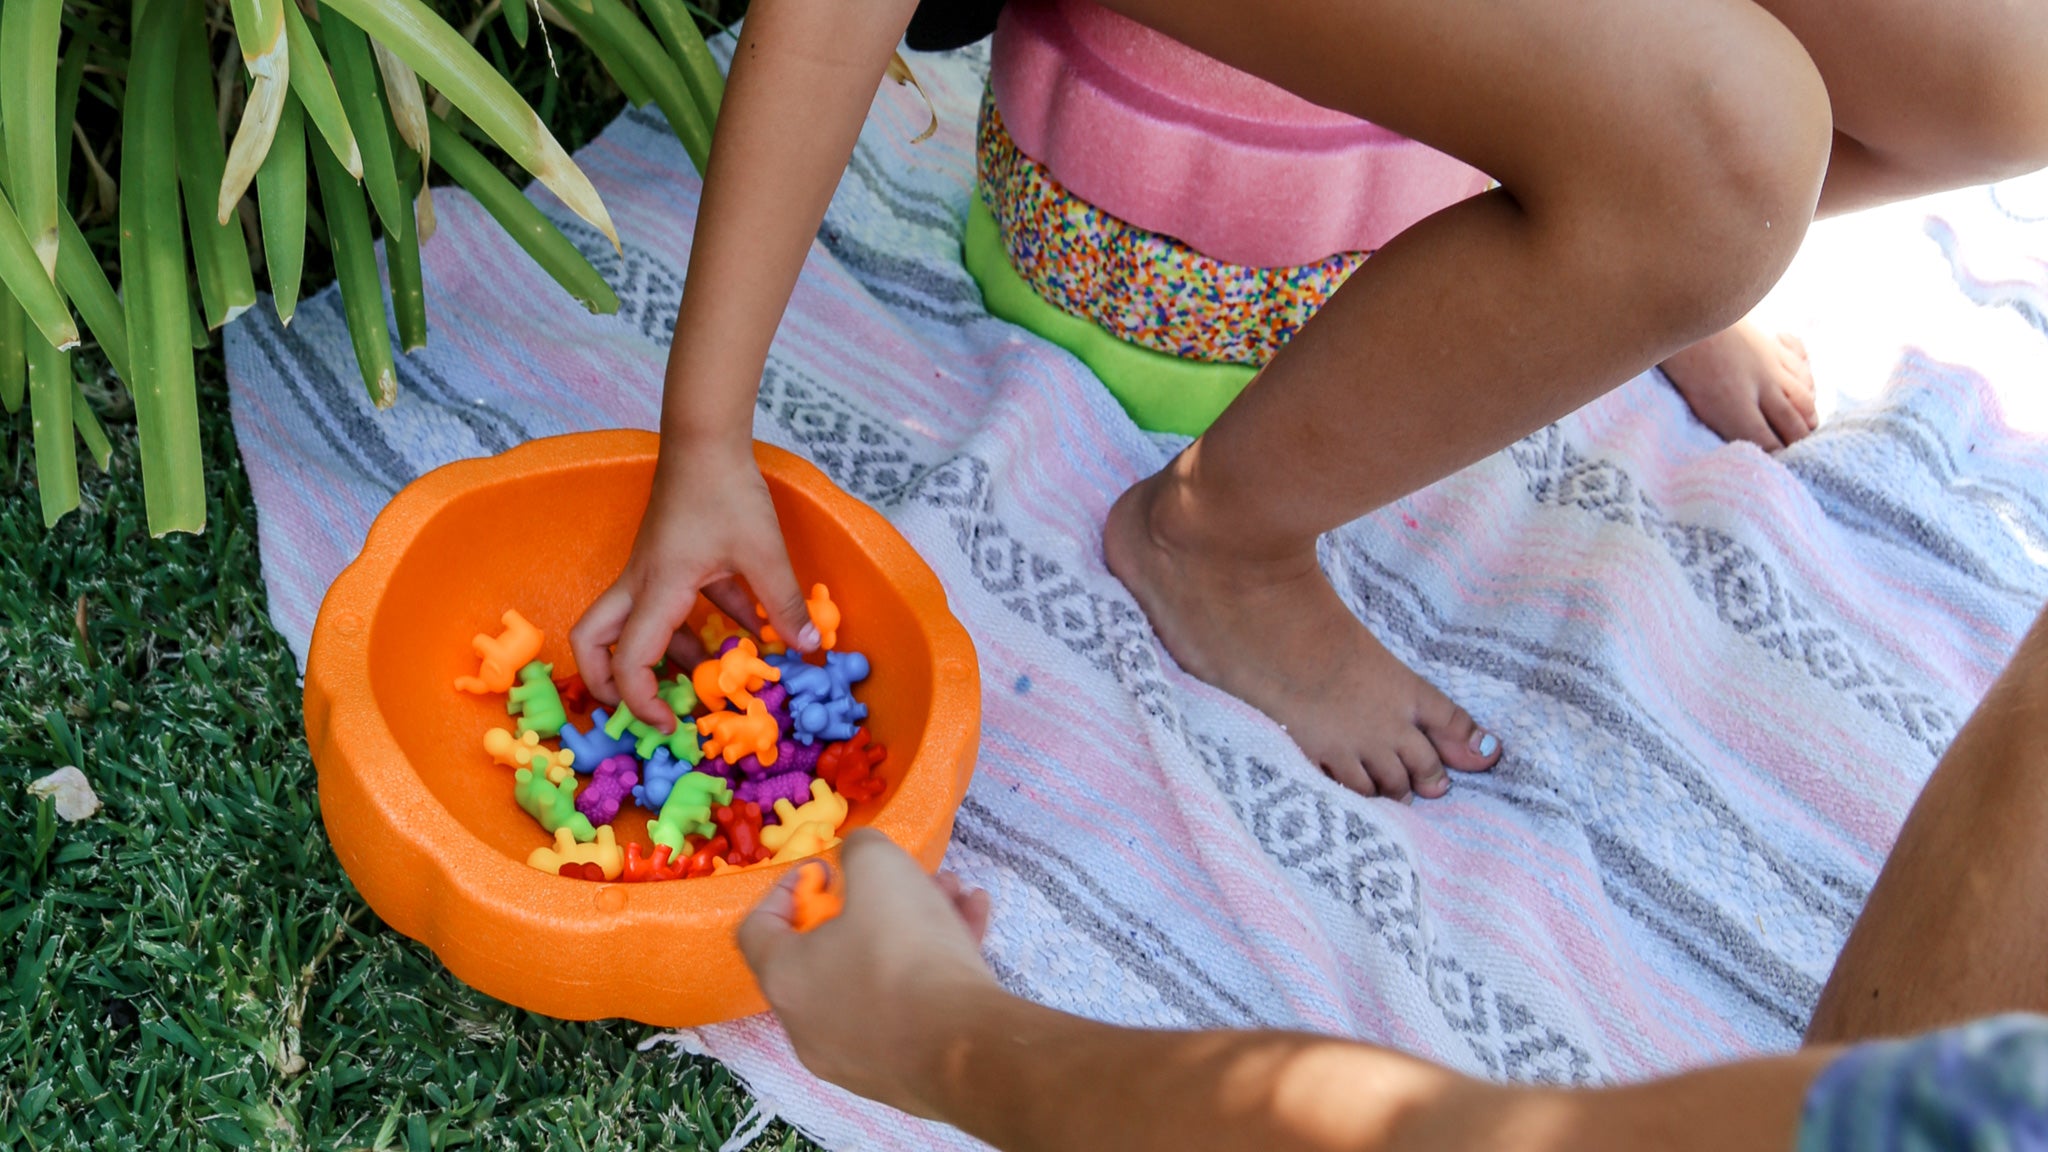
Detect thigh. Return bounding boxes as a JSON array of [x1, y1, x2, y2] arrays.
[[1756, 0, 2048, 174]]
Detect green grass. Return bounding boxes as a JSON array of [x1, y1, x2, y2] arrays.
[[0, 3, 831, 1147]]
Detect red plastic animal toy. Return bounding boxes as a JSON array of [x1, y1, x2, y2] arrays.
[[553, 672, 594, 714], [683, 835, 730, 878], [713, 800, 770, 866], [817, 728, 887, 803], [620, 842, 689, 883]]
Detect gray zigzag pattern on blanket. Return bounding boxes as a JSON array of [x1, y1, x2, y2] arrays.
[[1508, 426, 1960, 756], [752, 364, 1597, 1084]]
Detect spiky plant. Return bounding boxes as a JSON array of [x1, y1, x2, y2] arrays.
[[0, 0, 723, 534]]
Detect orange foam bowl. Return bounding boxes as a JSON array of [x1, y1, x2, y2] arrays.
[[304, 431, 980, 1026]]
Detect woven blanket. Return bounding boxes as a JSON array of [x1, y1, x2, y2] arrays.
[[225, 40, 2048, 1151]]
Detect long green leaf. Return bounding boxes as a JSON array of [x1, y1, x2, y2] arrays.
[[428, 115, 618, 315], [552, 0, 709, 172], [71, 381, 111, 471], [53, 21, 88, 207], [121, 0, 206, 535], [573, 16, 656, 111], [220, 0, 289, 222], [388, 110, 426, 351], [318, 0, 617, 247], [0, 183, 76, 349], [281, 0, 362, 179], [310, 127, 396, 406], [319, 6, 406, 245], [56, 204, 130, 384], [177, 9, 259, 330], [26, 330, 75, 526], [255, 91, 307, 324], [0, 288, 22, 414], [0, 0, 63, 280], [638, 0, 723, 130], [502, 0, 528, 49]]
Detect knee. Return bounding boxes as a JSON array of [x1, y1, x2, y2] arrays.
[[1558, 21, 1832, 338]]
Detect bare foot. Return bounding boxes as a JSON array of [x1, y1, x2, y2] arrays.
[[1659, 318, 1818, 449], [1104, 473, 1501, 801]]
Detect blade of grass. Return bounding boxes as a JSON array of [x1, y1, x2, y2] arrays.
[[544, 2, 654, 109], [71, 380, 111, 470], [318, 6, 407, 245], [372, 39, 428, 159], [428, 114, 617, 315], [177, 6, 259, 330], [56, 203, 130, 384], [502, 0, 528, 48], [220, 0, 289, 222], [121, 0, 207, 535], [27, 329, 77, 526], [637, 0, 723, 129], [310, 127, 396, 406], [548, 0, 707, 171], [387, 108, 426, 351], [53, 21, 88, 207], [0, 288, 22, 414], [255, 90, 307, 324], [1, 0, 64, 279], [318, 0, 618, 248], [0, 183, 77, 349], [281, 0, 361, 179]]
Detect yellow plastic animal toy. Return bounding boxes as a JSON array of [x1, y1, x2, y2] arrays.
[[454, 610, 544, 694], [485, 727, 575, 782], [759, 779, 850, 853], [528, 825, 623, 880], [767, 821, 842, 863]]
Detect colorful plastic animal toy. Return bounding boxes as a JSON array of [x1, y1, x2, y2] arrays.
[[454, 610, 544, 694], [712, 800, 770, 866], [575, 754, 640, 825], [620, 841, 689, 883], [528, 824, 623, 880], [485, 727, 575, 782], [515, 765, 596, 842], [648, 772, 735, 854], [697, 698, 781, 767], [817, 728, 888, 803], [508, 661, 569, 738], [767, 820, 841, 864], [553, 671, 594, 714], [603, 678, 703, 762], [736, 770, 815, 816], [780, 651, 871, 744], [760, 779, 850, 853], [560, 709, 638, 769], [691, 638, 780, 712], [758, 585, 842, 652], [633, 746, 697, 809], [698, 611, 747, 654], [756, 682, 792, 732], [731, 737, 817, 783], [790, 864, 844, 932], [682, 835, 729, 878]]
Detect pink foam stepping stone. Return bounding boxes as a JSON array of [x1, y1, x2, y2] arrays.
[[989, 0, 1492, 268]]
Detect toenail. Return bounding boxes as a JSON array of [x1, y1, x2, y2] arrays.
[[1471, 731, 1499, 757]]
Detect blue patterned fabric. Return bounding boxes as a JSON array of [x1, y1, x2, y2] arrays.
[[1801, 1015, 2048, 1151]]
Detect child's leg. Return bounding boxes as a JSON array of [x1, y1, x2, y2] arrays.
[[1099, 0, 1834, 799], [1663, 0, 2048, 447]]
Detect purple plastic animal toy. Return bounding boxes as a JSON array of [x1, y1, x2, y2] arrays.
[[737, 770, 816, 818], [575, 754, 640, 825]]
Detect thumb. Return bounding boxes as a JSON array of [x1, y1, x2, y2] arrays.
[[746, 548, 819, 655], [738, 865, 804, 978]]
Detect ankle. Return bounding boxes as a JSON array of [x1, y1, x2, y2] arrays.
[[1130, 464, 1317, 579]]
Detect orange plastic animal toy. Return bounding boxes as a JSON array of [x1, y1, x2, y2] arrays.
[[454, 610, 544, 694], [789, 864, 844, 932], [697, 698, 781, 766], [691, 637, 780, 712], [759, 585, 842, 652], [528, 825, 624, 881]]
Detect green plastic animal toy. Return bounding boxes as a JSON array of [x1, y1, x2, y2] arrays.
[[508, 661, 569, 738], [515, 765, 597, 842], [604, 677, 704, 763], [648, 771, 733, 854]]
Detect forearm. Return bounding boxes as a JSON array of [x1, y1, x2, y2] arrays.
[[661, 0, 920, 451], [908, 981, 1828, 1152]]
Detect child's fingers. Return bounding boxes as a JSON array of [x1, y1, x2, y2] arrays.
[[957, 888, 992, 945], [746, 545, 818, 654], [614, 601, 688, 732], [738, 867, 804, 976], [569, 586, 633, 705], [665, 626, 711, 672], [703, 577, 765, 638]]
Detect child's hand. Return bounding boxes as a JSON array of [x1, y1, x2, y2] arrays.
[[571, 442, 819, 733], [739, 831, 995, 1116]]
